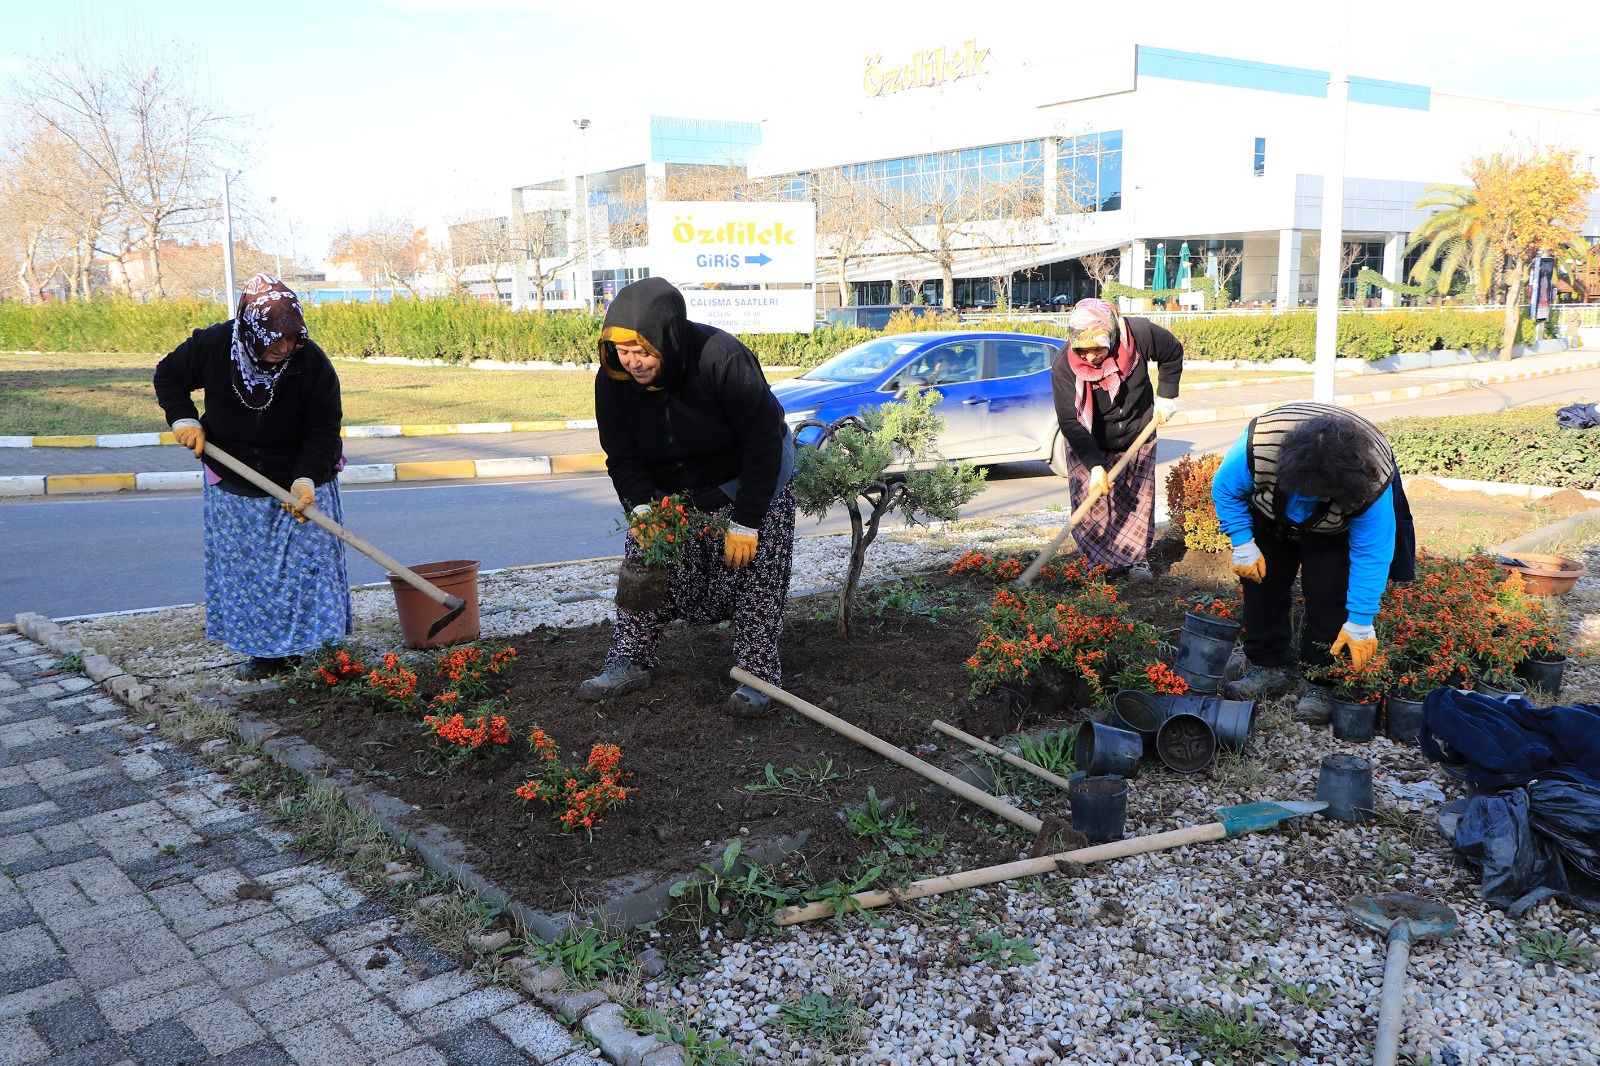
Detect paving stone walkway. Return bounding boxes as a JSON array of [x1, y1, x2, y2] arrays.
[[0, 629, 586, 1066]]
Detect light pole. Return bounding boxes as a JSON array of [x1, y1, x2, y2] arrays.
[[574, 118, 595, 312]]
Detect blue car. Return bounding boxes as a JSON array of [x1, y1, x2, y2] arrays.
[[770, 331, 1070, 474]]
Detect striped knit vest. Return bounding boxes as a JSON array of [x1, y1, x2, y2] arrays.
[[1246, 402, 1394, 535]]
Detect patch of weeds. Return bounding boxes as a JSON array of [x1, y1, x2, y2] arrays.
[[1242, 917, 1281, 945], [1208, 746, 1271, 795], [969, 930, 1039, 966], [858, 577, 959, 620], [1368, 842, 1415, 882], [159, 843, 178, 855], [527, 924, 627, 987], [622, 1005, 744, 1065], [801, 863, 889, 926], [1206, 959, 1266, 993], [272, 781, 402, 879], [154, 697, 236, 746], [410, 890, 501, 956], [1148, 1003, 1290, 1064], [1369, 805, 1431, 847], [1516, 930, 1597, 973], [744, 758, 840, 800], [845, 787, 942, 859], [776, 992, 864, 1046], [52, 652, 85, 673], [979, 729, 1077, 808], [915, 887, 984, 926], [1270, 972, 1335, 1012], [668, 840, 802, 929], [1014, 728, 1076, 776]]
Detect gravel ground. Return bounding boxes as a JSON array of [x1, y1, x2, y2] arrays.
[[46, 519, 1600, 1066]]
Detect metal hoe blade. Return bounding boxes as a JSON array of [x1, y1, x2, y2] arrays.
[[1347, 893, 1459, 941], [425, 597, 468, 640]]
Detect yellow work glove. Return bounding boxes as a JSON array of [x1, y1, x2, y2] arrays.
[[1231, 540, 1267, 583], [723, 522, 759, 569], [1087, 465, 1111, 497], [172, 421, 205, 458], [283, 478, 315, 523], [1331, 622, 1379, 668]]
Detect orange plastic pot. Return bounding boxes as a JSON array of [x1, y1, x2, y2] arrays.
[[387, 560, 481, 650], [1496, 553, 1587, 596]]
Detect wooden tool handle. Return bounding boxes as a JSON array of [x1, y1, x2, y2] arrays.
[[730, 668, 1042, 834], [201, 442, 461, 610], [1019, 416, 1161, 585], [775, 820, 1226, 925], [931, 720, 1076, 793], [1372, 930, 1414, 1066]]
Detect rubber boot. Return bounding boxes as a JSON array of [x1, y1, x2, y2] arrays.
[[727, 684, 774, 718], [577, 656, 651, 701]]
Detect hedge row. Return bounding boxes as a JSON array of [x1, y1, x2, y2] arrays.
[[0, 297, 1545, 367], [1388, 406, 1600, 490]]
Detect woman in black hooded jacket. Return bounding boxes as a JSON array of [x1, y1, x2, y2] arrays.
[[578, 277, 796, 717]]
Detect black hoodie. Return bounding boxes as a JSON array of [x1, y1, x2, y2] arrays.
[[594, 278, 788, 528]]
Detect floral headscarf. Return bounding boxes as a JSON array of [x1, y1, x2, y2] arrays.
[[1064, 298, 1140, 431], [230, 274, 309, 401]]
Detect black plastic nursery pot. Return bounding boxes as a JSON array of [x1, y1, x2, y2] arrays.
[[1315, 753, 1374, 822], [1069, 775, 1128, 844], [1384, 692, 1426, 746], [1075, 721, 1144, 778], [1331, 698, 1377, 742], [1109, 690, 1167, 754], [1172, 663, 1224, 696], [1197, 697, 1255, 752], [1155, 712, 1216, 774], [1174, 629, 1236, 677], [1475, 677, 1527, 700], [1183, 611, 1242, 643], [1515, 657, 1566, 699]]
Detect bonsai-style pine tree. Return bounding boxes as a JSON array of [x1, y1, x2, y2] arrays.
[[792, 390, 986, 638]]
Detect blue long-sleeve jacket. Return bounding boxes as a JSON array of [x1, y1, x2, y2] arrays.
[[1210, 434, 1394, 625]]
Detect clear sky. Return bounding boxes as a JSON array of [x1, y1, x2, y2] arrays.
[[4, 0, 1597, 261]]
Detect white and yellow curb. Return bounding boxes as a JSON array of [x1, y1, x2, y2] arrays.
[[0, 419, 601, 448]]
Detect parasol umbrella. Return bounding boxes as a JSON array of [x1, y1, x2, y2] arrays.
[[1177, 242, 1192, 288], [1151, 242, 1168, 305]]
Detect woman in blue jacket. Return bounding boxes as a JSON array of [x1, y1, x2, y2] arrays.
[[1211, 402, 1413, 722]]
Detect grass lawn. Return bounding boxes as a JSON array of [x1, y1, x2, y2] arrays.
[[0, 351, 802, 435]]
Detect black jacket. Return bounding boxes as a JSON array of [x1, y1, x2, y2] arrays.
[[153, 321, 343, 494], [595, 278, 788, 528], [1051, 317, 1183, 469]]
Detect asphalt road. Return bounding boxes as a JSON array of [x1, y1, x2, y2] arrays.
[[6, 367, 1599, 620]]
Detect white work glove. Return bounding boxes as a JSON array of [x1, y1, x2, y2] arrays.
[[1231, 540, 1266, 583], [630, 504, 651, 517], [1087, 466, 1110, 496], [1154, 397, 1178, 424]]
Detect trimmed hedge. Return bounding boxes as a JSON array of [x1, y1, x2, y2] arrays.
[[1388, 406, 1600, 490], [0, 297, 1545, 367]]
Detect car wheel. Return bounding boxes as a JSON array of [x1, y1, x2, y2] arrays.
[[1048, 431, 1071, 479]]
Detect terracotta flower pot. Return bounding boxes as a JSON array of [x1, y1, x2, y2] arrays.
[[1495, 553, 1587, 596], [615, 558, 671, 613]]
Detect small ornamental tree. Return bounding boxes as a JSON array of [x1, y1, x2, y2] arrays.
[[793, 390, 986, 638]]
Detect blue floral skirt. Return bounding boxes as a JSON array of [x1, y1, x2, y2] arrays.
[[203, 481, 353, 657]]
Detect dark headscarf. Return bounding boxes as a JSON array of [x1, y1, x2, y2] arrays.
[[597, 277, 690, 391], [231, 274, 309, 404]]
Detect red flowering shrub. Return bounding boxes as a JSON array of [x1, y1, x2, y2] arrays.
[[516, 738, 634, 837]]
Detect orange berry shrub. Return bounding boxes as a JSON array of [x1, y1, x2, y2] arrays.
[[622, 495, 727, 568], [516, 736, 634, 838], [966, 575, 1174, 710]]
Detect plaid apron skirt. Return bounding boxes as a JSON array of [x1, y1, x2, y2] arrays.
[[1064, 436, 1159, 570]]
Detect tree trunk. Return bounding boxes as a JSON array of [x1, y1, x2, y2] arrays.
[[941, 263, 955, 308], [146, 241, 166, 299], [838, 503, 867, 639], [1499, 258, 1524, 361], [835, 260, 851, 308]]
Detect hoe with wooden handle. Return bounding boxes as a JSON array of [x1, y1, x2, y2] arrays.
[[773, 799, 1326, 925], [201, 442, 467, 639], [1017, 415, 1161, 586], [931, 719, 1076, 794]]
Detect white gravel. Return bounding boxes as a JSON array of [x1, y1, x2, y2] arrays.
[[48, 520, 1600, 1066]]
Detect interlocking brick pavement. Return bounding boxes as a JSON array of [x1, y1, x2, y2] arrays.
[[0, 630, 590, 1065]]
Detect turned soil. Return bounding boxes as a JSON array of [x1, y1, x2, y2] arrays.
[[242, 534, 1235, 916]]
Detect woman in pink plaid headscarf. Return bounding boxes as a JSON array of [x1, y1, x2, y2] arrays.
[[1048, 298, 1185, 578]]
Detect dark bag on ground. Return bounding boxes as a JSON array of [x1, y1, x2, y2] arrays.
[[1556, 402, 1600, 429]]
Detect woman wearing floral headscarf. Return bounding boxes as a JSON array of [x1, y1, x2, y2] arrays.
[[154, 274, 351, 680], [1049, 298, 1184, 579]]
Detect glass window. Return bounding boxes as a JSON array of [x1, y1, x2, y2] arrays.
[[1253, 137, 1266, 177], [892, 341, 982, 389], [801, 337, 925, 383], [993, 340, 1055, 378]]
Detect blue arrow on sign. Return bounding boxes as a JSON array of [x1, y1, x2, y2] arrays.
[[745, 253, 772, 267]]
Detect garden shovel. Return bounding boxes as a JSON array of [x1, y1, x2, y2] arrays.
[[772, 798, 1326, 925], [1018, 416, 1161, 585], [199, 442, 467, 639], [1345, 893, 1459, 1066]]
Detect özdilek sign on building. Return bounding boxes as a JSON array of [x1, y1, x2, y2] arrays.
[[648, 201, 816, 334]]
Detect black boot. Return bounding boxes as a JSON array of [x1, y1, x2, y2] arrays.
[[235, 656, 292, 681]]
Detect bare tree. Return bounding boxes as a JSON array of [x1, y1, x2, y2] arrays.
[[329, 214, 422, 297], [812, 169, 882, 308], [1078, 250, 1116, 287], [13, 33, 232, 298], [511, 202, 575, 312], [1210, 248, 1245, 307]]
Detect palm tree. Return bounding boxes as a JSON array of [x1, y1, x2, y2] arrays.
[[1406, 182, 1497, 303]]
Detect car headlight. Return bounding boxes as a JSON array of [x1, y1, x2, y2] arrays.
[[783, 409, 818, 425]]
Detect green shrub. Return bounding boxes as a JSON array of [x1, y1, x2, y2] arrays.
[[0, 298, 1544, 366], [1388, 406, 1600, 490]]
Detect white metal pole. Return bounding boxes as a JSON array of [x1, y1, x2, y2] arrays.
[[222, 171, 238, 312], [270, 196, 282, 278], [576, 120, 595, 313], [1313, 71, 1349, 404]]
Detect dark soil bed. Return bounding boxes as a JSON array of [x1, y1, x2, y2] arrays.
[[241, 534, 1238, 917]]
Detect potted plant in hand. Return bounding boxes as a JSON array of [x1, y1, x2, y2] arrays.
[[1308, 654, 1390, 742], [614, 496, 725, 613]]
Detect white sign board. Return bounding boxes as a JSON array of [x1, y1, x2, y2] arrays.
[[679, 289, 815, 335], [649, 201, 817, 285]]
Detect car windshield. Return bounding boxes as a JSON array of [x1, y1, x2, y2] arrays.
[[800, 337, 928, 382]]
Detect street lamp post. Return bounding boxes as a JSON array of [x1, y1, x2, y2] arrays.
[[574, 118, 594, 313], [221, 170, 238, 311]]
